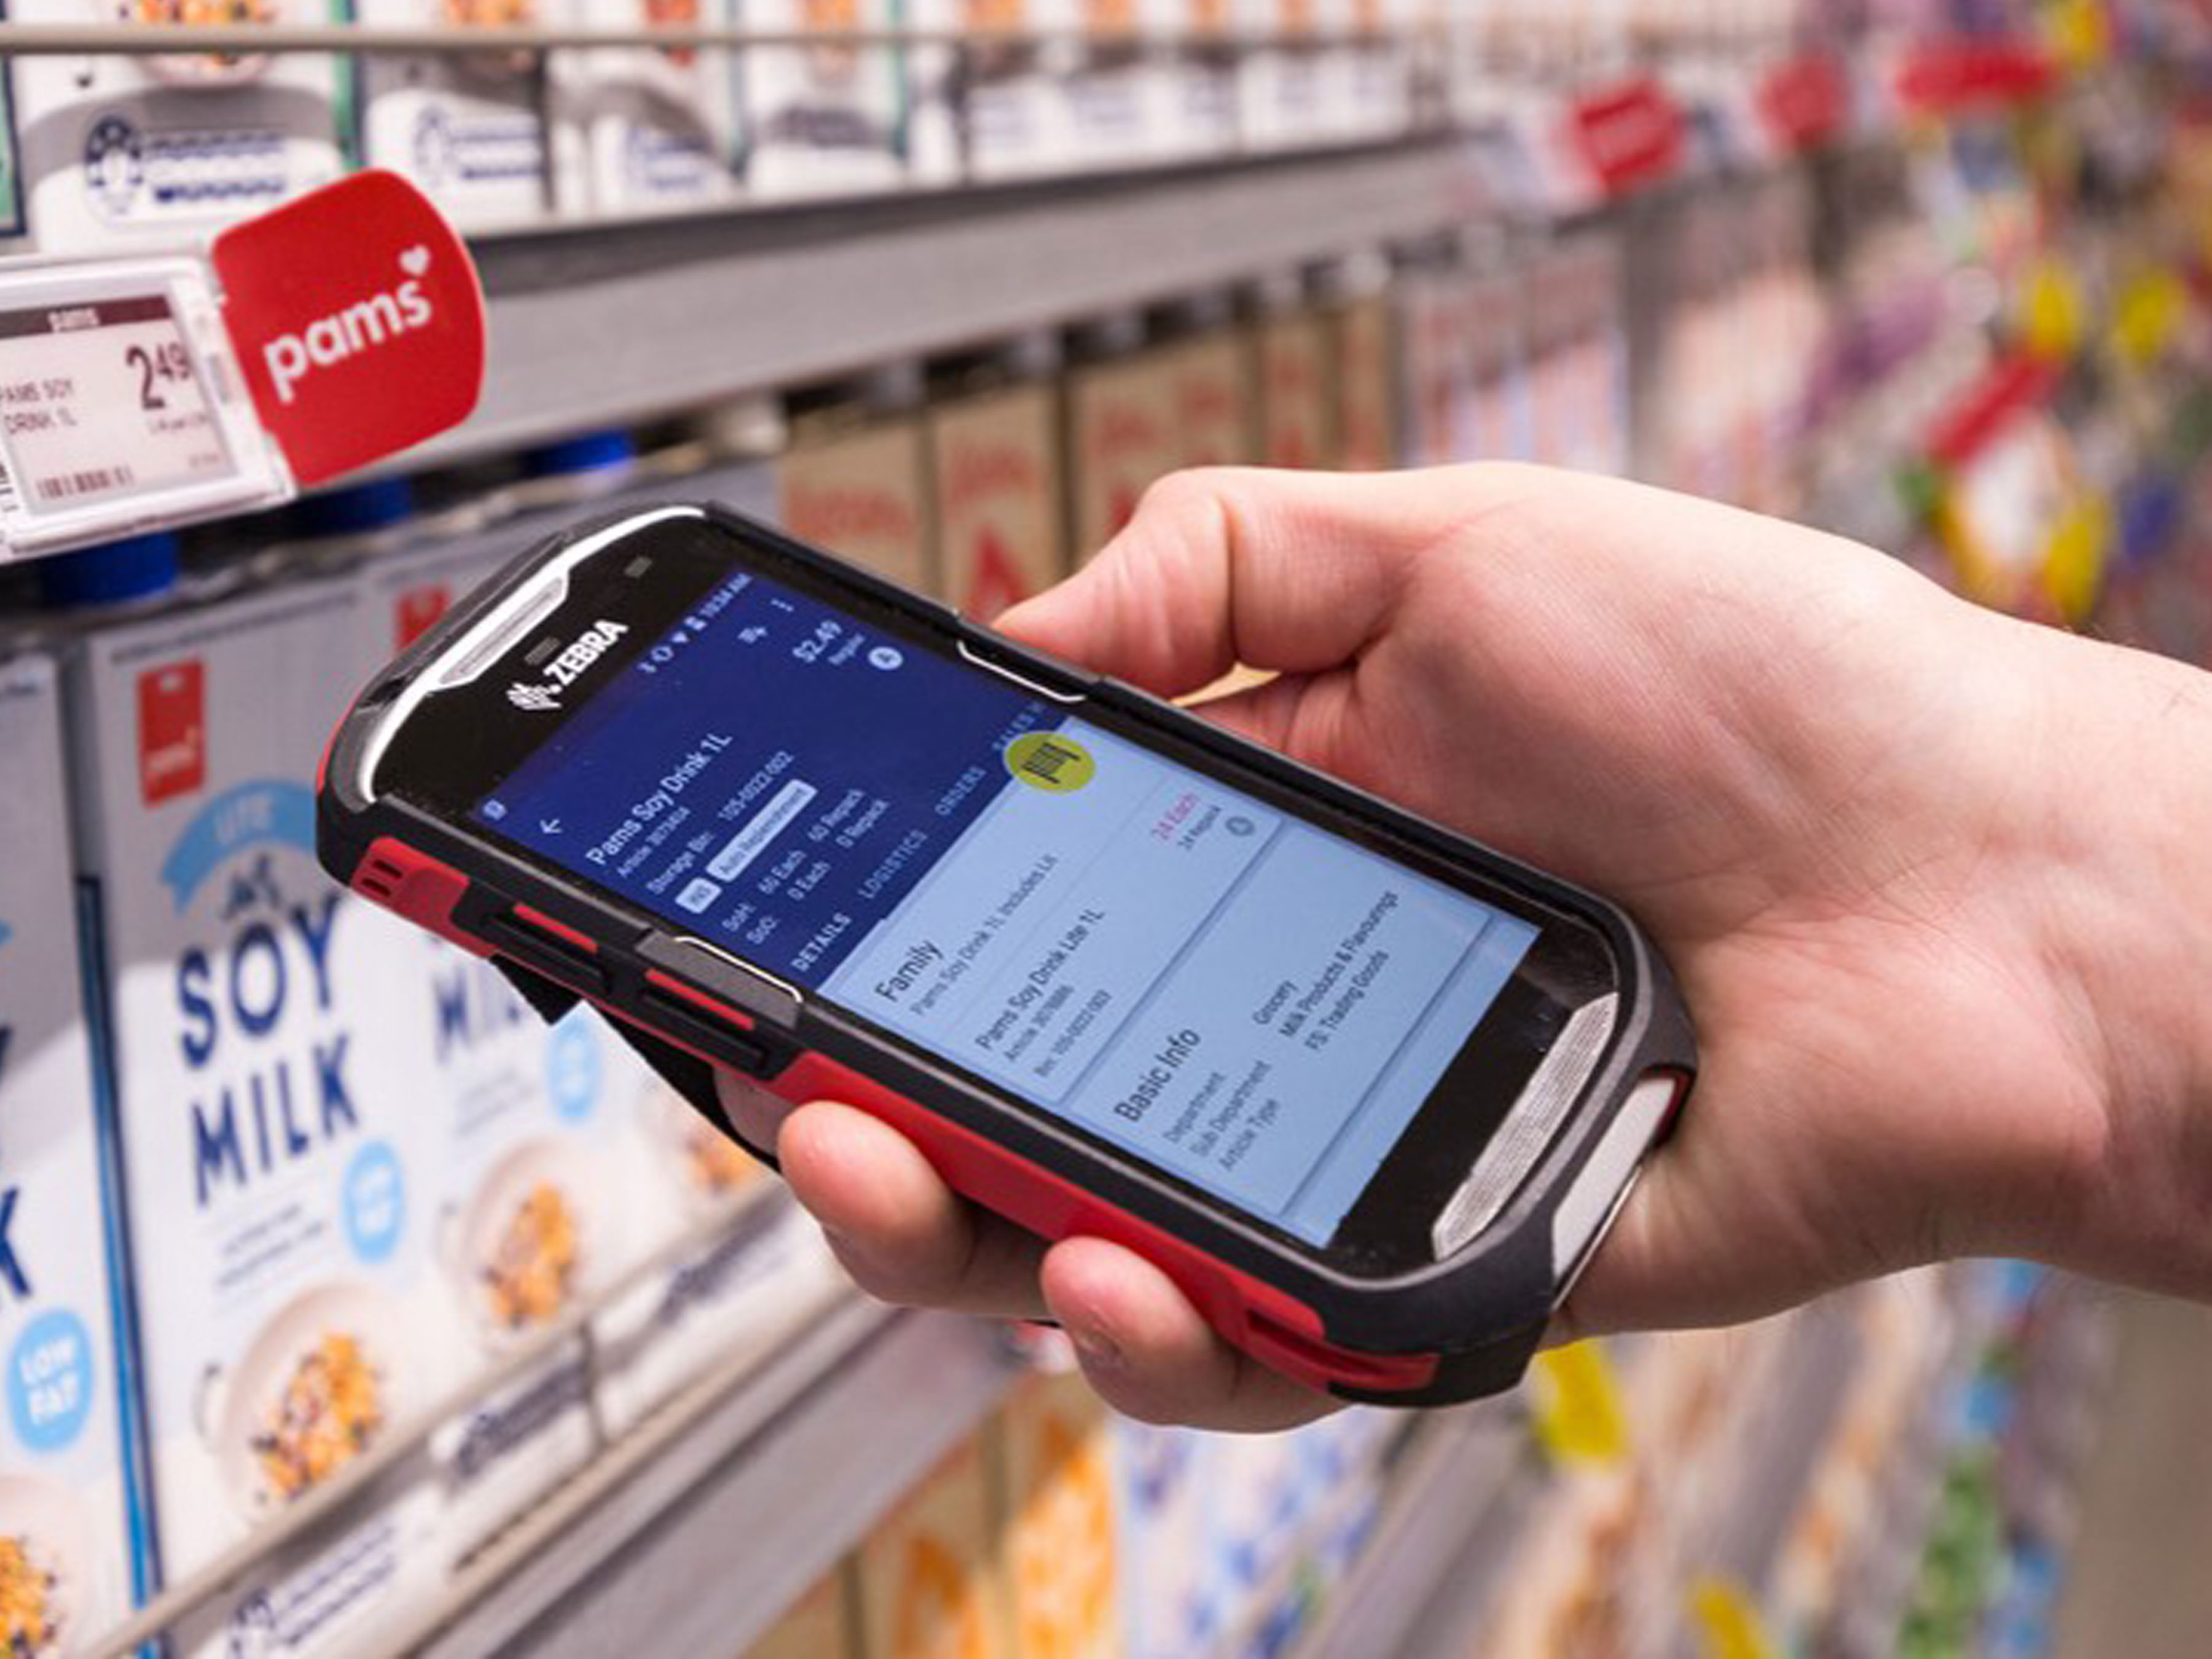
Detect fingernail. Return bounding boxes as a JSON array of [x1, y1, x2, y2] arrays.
[[1072, 1326, 1124, 1375]]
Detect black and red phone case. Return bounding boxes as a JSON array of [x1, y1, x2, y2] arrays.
[[316, 503, 1696, 1406]]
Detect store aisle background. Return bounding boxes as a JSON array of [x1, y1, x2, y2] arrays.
[[2054, 1295, 2212, 1656]]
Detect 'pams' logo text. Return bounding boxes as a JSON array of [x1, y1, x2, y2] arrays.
[[262, 247, 437, 407], [506, 619, 629, 712], [138, 661, 208, 806]]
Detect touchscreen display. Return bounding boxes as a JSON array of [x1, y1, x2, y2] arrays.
[[477, 568, 1537, 1244]]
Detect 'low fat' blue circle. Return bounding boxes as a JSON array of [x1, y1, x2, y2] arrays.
[[9, 1309, 94, 1453], [546, 1014, 602, 1123], [343, 1142, 407, 1266]]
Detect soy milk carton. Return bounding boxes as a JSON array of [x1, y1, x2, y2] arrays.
[[1253, 302, 1336, 469], [588, 1100, 844, 1440], [745, 1566, 857, 1659], [0, 71, 25, 239], [739, 0, 908, 200], [354, 0, 554, 230], [908, 0, 1070, 182], [1161, 0, 1237, 162], [1236, 0, 1354, 152], [1060, 0, 1177, 171], [777, 412, 935, 594], [9, 0, 348, 254], [65, 574, 447, 1651], [928, 379, 1067, 619], [0, 656, 133, 1658], [857, 1435, 1008, 1659], [1330, 289, 1397, 469], [1111, 1421, 1213, 1658], [559, 0, 745, 217], [1064, 345, 1180, 558], [1162, 326, 1254, 468], [994, 1371, 1118, 1658]]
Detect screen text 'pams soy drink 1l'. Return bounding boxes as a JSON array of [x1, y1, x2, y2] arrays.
[[0, 654, 135, 1659]]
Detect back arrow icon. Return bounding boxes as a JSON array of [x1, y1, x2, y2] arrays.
[[541, 818, 563, 834]]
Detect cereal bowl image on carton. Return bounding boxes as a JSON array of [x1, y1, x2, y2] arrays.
[[0, 1479, 97, 1659], [446, 1139, 602, 1344], [642, 1087, 768, 1220], [198, 1281, 417, 1521]]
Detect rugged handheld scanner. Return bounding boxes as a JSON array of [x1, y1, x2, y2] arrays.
[[317, 503, 1694, 1405]]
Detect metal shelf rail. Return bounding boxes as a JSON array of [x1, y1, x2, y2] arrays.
[[443, 140, 1478, 466]]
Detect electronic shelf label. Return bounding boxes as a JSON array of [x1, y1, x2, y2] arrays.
[[0, 257, 286, 560], [0, 170, 485, 563]]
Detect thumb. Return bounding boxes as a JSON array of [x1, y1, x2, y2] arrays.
[[995, 466, 1441, 698]]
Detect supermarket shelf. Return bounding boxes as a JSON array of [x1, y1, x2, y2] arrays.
[[406, 1303, 1018, 1658], [1298, 1407, 1534, 1659], [404, 140, 1479, 471]]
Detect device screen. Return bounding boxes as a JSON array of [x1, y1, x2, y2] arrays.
[[460, 537, 1542, 1249]]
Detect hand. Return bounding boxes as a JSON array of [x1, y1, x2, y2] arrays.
[[723, 463, 2212, 1428]]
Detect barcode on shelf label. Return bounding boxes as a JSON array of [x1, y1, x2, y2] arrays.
[[34, 464, 136, 503], [0, 456, 20, 520]]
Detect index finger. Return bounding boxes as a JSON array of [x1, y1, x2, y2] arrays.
[[995, 466, 1472, 700]]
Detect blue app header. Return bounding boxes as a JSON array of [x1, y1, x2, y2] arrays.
[[481, 571, 1054, 987]]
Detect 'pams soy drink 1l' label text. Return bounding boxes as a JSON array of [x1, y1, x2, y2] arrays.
[[64, 573, 452, 1657], [0, 654, 133, 1658]]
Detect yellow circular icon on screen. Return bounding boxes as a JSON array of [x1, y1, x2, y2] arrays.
[[1005, 732, 1096, 793]]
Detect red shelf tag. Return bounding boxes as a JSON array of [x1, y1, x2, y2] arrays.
[[1564, 74, 1688, 199], [212, 170, 486, 487], [1757, 54, 1848, 152], [1926, 351, 2058, 469], [1894, 37, 2060, 117]]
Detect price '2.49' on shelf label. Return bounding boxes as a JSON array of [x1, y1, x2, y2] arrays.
[[0, 257, 290, 559], [0, 293, 237, 516]]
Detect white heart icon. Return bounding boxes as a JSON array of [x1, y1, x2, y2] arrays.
[[399, 245, 432, 277]]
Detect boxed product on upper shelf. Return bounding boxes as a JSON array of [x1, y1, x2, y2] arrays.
[[353, 0, 558, 232], [553, 0, 745, 218], [1236, 0, 1357, 152], [9, 0, 351, 255], [856, 1430, 1010, 1659], [777, 394, 937, 594], [739, 0, 909, 200], [1252, 282, 1335, 469], [59, 561, 452, 1655], [927, 355, 1071, 619], [1057, 0, 1180, 173], [0, 67, 23, 240], [995, 1367, 1120, 1657], [0, 651, 135, 1659], [1064, 319, 1180, 558], [905, 0, 1069, 184]]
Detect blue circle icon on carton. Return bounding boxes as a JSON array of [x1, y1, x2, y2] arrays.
[[343, 1142, 407, 1266], [547, 1014, 602, 1123], [9, 1309, 95, 1454]]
